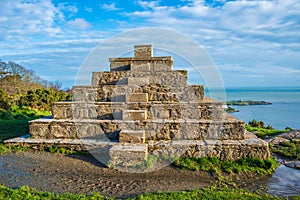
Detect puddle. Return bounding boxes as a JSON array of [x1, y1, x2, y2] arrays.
[[268, 164, 300, 196]]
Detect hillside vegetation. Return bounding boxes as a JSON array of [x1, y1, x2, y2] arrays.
[[0, 60, 72, 113], [0, 60, 72, 142]]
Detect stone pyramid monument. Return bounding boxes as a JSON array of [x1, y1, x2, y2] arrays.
[[6, 45, 270, 171]]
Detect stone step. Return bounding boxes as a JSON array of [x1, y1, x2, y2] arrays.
[[29, 115, 245, 141], [119, 130, 145, 143], [109, 57, 173, 72], [126, 93, 148, 103], [91, 71, 187, 87], [148, 138, 270, 161], [72, 85, 204, 102], [122, 110, 147, 120], [52, 98, 223, 120]]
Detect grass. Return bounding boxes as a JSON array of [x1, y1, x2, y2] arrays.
[[271, 140, 300, 160], [0, 119, 34, 155], [130, 187, 286, 200], [0, 119, 30, 143], [0, 105, 51, 120], [0, 106, 51, 143], [245, 124, 288, 138], [172, 157, 277, 175], [0, 145, 29, 155], [2, 185, 299, 200], [0, 107, 51, 155], [0, 185, 110, 200]]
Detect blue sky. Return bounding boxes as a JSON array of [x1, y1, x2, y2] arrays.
[[0, 0, 300, 88]]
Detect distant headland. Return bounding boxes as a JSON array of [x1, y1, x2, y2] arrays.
[[225, 100, 272, 113], [226, 100, 272, 106]]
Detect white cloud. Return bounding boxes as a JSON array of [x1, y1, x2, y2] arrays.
[[58, 3, 78, 13], [85, 6, 93, 13], [66, 18, 92, 30], [137, 0, 161, 9], [0, 0, 61, 40], [101, 2, 121, 11]]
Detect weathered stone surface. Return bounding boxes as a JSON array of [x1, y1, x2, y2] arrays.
[[284, 161, 300, 169], [122, 110, 147, 120], [52, 99, 223, 121], [126, 93, 148, 103], [277, 130, 300, 140], [134, 45, 152, 58], [109, 143, 148, 167], [127, 77, 149, 85], [109, 57, 173, 72], [148, 138, 270, 161], [267, 137, 290, 146], [119, 130, 145, 143], [130, 63, 150, 71], [244, 131, 258, 139]]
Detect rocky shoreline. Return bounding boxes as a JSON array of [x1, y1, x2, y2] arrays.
[[267, 130, 300, 169]]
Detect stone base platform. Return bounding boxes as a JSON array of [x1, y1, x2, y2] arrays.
[[4, 132, 269, 163]]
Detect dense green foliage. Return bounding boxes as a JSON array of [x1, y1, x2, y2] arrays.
[[0, 88, 9, 110], [19, 88, 72, 111], [271, 140, 300, 160], [0, 87, 71, 112], [173, 157, 277, 175]]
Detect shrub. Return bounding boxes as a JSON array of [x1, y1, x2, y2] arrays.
[[19, 88, 72, 111]]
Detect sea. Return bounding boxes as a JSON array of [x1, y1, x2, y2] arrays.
[[205, 86, 300, 130]]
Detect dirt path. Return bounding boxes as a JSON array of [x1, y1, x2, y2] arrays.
[[0, 151, 270, 198]]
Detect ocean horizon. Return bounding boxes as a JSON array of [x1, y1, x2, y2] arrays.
[[205, 86, 300, 130]]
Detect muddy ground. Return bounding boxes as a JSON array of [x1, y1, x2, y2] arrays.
[[0, 151, 271, 198]]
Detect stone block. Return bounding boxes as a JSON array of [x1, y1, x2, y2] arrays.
[[109, 143, 148, 167], [127, 77, 149, 85], [130, 63, 150, 71], [152, 63, 172, 71], [122, 110, 147, 120], [119, 130, 145, 143], [126, 93, 148, 102]]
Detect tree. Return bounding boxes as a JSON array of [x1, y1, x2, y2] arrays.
[[0, 88, 9, 110]]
